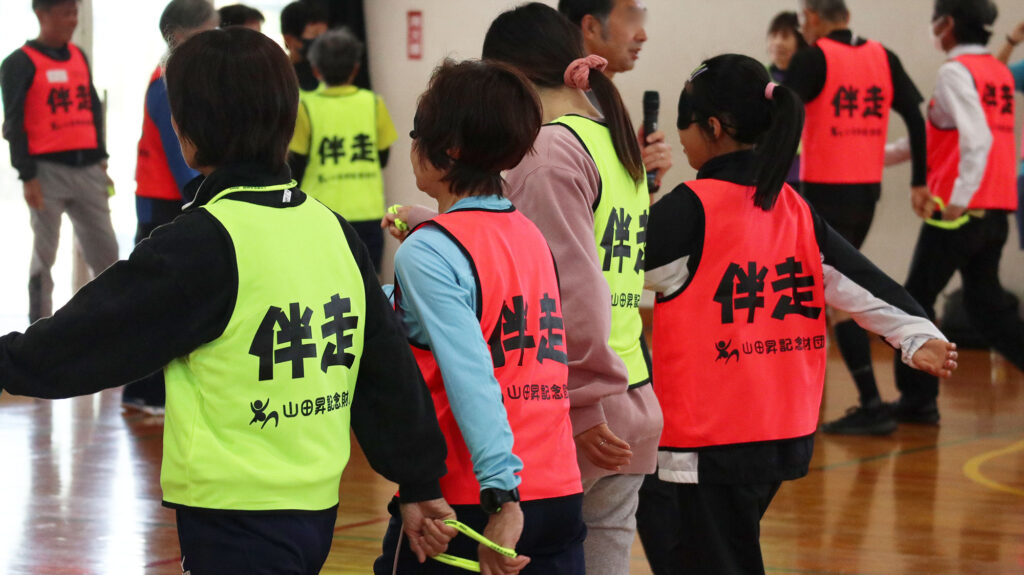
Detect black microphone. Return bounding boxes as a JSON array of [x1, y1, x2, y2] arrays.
[[642, 90, 660, 193]]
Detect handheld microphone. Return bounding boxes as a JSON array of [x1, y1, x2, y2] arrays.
[[642, 90, 660, 193]]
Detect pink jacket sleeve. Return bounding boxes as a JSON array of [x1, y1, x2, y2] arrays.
[[504, 126, 630, 436]]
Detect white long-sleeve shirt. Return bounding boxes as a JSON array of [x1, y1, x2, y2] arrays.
[[930, 44, 994, 208]]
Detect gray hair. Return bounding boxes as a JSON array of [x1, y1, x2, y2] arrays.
[[308, 28, 365, 86], [803, 0, 849, 22], [160, 0, 216, 48]]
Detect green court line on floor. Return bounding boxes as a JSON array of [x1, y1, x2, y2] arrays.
[[812, 427, 1024, 472]]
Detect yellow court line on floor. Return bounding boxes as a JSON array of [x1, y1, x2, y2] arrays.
[[962, 438, 1024, 498]]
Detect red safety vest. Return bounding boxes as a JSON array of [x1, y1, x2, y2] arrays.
[[653, 180, 827, 449], [20, 43, 98, 156], [800, 38, 892, 185], [926, 54, 1018, 211], [404, 208, 581, 505], [135, 66, 182, 201]]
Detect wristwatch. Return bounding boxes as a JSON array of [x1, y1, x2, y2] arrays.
[[480, 487, 520, 514]]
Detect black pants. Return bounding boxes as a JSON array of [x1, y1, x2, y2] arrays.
[[800, 187, 877, 249], [637, 476, 781, 575], [176, 506, 337, 574], [373, 495, 586, 574], [350, 219, 384, 272], [895, 211, 1024, 405]]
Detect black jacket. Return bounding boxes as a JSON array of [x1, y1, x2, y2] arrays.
[[0, 163, 447, 502]]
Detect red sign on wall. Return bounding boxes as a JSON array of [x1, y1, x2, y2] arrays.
[[407, 10, 423, 60]]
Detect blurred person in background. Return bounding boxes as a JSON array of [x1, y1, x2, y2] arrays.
[[558, 0, 673, 193], [281, 0, 329, 91], [786, 0, 929, 436], [766, 10, 808, 187], [122, 0, 217, 415], [888, 0, 1024, 423], [994, 17, 1024, 247], [1, 0, 118, 325], [219, 3, 265, 31], [288, 28, 397, 271]]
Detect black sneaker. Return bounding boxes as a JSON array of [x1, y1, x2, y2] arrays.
[[821, 405, 897, 436], [884, 401, 940, 425]]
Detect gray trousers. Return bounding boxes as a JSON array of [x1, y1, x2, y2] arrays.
[[29, 161, 118, 321], [582, 473, 645, 575]]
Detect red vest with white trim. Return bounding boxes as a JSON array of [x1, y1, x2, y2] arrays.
[[926, 54, 1017, 211], [653, 180, 827, 449], [404, 207, 581, 505], [20, 43, 98, 156], [135, 66, 182, 201], [800, 37, 892, 185]]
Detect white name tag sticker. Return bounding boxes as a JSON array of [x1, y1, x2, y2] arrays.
[[46, 69, 69, 83]]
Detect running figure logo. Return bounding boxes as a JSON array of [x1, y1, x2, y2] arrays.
[[715, 340, 740, 364], [250, 398, 279, 429]]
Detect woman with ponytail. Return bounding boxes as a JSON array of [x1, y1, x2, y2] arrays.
[[637, 54, 958, 574], [479, 4, 663, 573]]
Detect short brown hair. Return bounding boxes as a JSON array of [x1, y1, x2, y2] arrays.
[[412, 59, 541, 198], [165, 27, 298, 171]]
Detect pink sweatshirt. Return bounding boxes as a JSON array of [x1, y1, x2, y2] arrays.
[[503, 124, 662, 480]]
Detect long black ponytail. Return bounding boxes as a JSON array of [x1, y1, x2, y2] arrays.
[[679, 54, 804, 210], [482, 2, 645, 184]]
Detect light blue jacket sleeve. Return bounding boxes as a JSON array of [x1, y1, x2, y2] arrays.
[[392, 211, 522, 493], [146, 75, 199, 199]]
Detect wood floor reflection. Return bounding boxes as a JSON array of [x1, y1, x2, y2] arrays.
[[1, 342, 1022, 574]]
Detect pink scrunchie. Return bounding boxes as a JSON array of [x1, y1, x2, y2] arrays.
[[564, 55, 609, 91], [765, 82, 779, 101]]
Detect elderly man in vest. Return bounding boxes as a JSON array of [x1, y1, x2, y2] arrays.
[[1, 0, 118, 324], [558, 0, 673, 193], [890, 0, 1024, 423], [785, 0, 929, 436]]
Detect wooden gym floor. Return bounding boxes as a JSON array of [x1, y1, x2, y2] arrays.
[[1, 341, 1022, 574]]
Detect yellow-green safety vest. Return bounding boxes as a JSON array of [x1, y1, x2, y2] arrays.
[[162, 181, 367, 511], [301, 88, 386, 221], [550, 115, 651, 388]]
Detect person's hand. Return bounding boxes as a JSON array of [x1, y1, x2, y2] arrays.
[[399, 498, 458, 562], [480, 502, 531, 575], [23, 179, 43, 211], [910, 186, 934, 219], [1010, 20, 1024, 46], [911, 339, 958, 378], [381, 205, 412, 242], [574, 422, 632, 471], [639, 128, 672, 190], [942, 203, 968, 222]]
